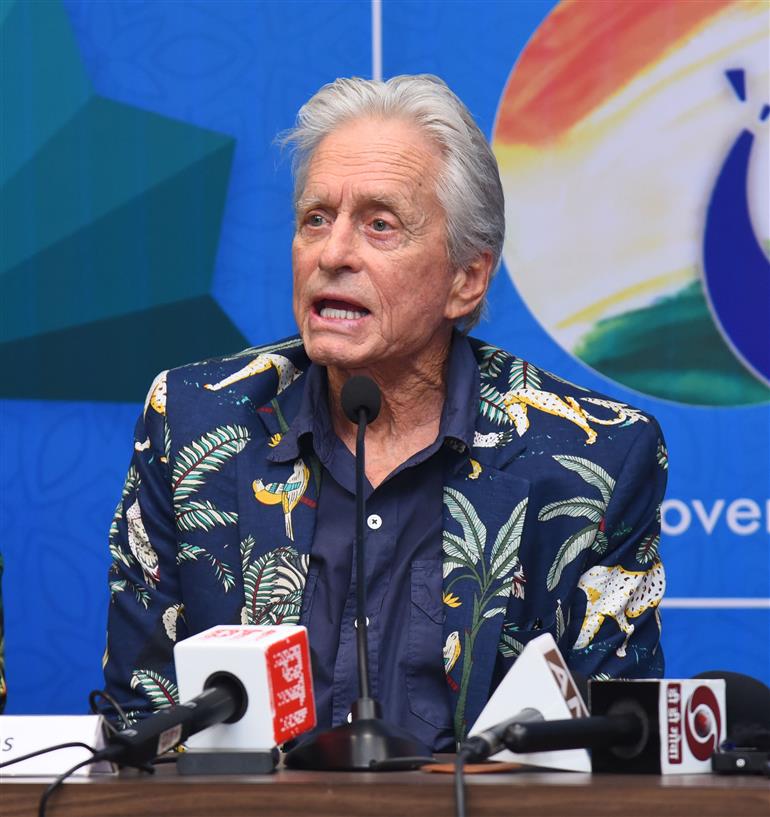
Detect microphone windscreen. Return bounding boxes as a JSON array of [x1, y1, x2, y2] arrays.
[[341, 376, 381, 424], [694, 670, 770, 747]]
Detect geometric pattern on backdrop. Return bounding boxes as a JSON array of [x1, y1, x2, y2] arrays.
[[494, 0, 770, 405], [0, 0, 246, 402], [0, 0, 766, 717]]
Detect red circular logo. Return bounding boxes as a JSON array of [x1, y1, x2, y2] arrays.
[[684, 685, 722, 761]]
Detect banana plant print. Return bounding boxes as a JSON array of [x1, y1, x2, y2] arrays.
[[169, 424, 249, 590], [540, 455, 616, 590], [240, 538, 309, 625], [442, 487, 528, 737]]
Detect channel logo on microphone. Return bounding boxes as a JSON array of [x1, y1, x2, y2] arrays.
[[666, 682, 723, 766], [591, 678, 726, 775]]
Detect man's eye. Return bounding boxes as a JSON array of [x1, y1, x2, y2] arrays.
[[307, 214, 325, 227], [371, 218, 389, 232]]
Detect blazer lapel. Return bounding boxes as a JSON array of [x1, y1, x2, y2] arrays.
[[442, 343, 533, 740], [441, 455, 531, 741]]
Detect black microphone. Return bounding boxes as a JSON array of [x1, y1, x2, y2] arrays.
[[341, 375, 381, 703], [503, 706, 646, 755], [341, 375, 381, 425], [286, 376, 431, 770], [695, 670, 770, 751], [460, 708, 544, 761], [459, 670, 590, 762], [105, 674, 246, 767], [498, 673, 768, 774]]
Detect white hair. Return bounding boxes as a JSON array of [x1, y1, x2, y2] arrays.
[[280, 74, 505, 330]]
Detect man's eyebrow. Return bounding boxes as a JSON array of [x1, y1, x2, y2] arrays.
[[295, 195, 324, 213], [296, 192, 415, 222]]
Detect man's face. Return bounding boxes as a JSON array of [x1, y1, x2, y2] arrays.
[[292, 117, 467, 373]]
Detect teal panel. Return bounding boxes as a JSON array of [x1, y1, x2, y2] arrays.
[[1, 96, 234, 277], [2, 117, 234, 342], [0, 0, 91, 184], [0, 294, 247, 402]]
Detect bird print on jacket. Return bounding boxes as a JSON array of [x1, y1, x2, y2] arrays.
[[104, 336, 668, 741]]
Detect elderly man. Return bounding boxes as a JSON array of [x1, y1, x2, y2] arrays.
[[104, 75, 667, 750]]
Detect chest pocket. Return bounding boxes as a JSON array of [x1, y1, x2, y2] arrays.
[[406, 560, 452, 729]]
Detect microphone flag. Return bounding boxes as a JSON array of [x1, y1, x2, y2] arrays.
[[174, 624, 316, 753], [590, 678, 726, 774], [468, 632, 591, 772]]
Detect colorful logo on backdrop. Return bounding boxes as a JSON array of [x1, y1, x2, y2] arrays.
[[493, 0, 770, 406]]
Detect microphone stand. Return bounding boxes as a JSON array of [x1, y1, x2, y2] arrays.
[[285, 377, 432, 770]]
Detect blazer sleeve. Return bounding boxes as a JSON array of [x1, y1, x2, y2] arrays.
[[565, 417, 668, 679], [103, 376, 186, 723]]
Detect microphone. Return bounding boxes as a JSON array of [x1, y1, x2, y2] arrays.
[[109, 624, 316, 774], [105, 673, 246, 768], [503, 705, 647, 755], [695, 670, 770, 751], [341, 375, 381, 425], [498, 675, 732, 775], [462, 669, 589, 763], [465, 633, 592, 771], [341, 375, 381, 703], [460, 708, 544, 761], [286, 376, 431, 770]]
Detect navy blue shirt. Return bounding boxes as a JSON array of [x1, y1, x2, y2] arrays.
[[268, 334, 478, 752]]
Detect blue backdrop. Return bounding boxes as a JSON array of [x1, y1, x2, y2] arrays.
[[1, 0, 767, 714]]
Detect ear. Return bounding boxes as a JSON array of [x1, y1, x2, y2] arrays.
[[444, 251, 494, 322]]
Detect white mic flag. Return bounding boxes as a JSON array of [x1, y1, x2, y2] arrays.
[[468, 632, 591, 771], [174, 624, 316, 753]]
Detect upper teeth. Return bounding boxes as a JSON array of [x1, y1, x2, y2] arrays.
[[320, 307, 367, 320]]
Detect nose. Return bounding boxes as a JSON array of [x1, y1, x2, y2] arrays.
[[317, 216, 359, 274]]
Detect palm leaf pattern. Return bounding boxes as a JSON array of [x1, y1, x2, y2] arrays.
[[130, 669, 179, 710], [175, 500, 238, 532], [177, 542, 236, 591], [242, 547, 309, 625], [556, 599, 566, 642], [546, 524, 598, 590], [489, 498, 528, 600], [552, 455, 615, 505], [240, 534, 256, 573], [443, 490, 529, 738], [109, 578, 151, 609], [164, 420, 172, 462], [540, 455, 618, 589], [172, 425, 250, 505], [592, 529, 609, 555], [478, 382, 511, 426], [508, 359, 541, 391], [477, 345, 511, 379], [443, 488, 486, 564], [656, 439, 668, 470], [498, 629, 525, 659], [636, 532, 660, 564], [539, 497, 605, 523]]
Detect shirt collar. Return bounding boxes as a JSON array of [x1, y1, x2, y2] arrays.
[[268, 331, 479, 464]]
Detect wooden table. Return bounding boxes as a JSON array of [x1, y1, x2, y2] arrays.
[[2, 763, 768, 817]]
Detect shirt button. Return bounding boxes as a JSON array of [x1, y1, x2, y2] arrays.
[[367, 514, 382, 530], [346, 712, 353, 723]]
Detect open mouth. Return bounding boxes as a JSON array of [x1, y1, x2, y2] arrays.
[[314, 299, 370, 320]]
